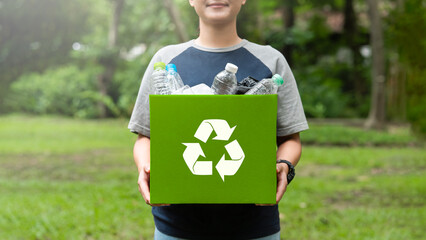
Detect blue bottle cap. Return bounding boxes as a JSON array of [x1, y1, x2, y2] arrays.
[[166, 64, 177, 72]]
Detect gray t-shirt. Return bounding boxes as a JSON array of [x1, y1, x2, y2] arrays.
[[128, 39, 309, 239], [128, 39, 308, 136]]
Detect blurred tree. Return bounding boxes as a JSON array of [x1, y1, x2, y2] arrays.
[[7, 65, 103, 118], [96, 0, 125, 117], [281, 0, 296, 66], [162, 0, 189, 42], [343, 0, 366, 106], [260, 0, 372, 118], [0, 0, 90, 112], [237, 0, 263, 43], [3, 0, 422, 127], [386, 0, 406, 122], [73, 0, 181, 117], [387, 0, 426, 134], [365, 0, 386, 129]]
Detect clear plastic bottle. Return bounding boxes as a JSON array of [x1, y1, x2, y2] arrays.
[[166, 64, 184, 92], [211, 63, 238, 95], [151, 62, 170, 95], [244, 74, 284, 95]]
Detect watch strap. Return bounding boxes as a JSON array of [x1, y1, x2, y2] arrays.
[[276, 159, 295, 184]]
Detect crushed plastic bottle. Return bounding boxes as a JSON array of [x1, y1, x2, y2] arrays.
[[172, 84, 215, 95], [172, 85, 192, 95], [239, 76, 259, 88], [236, 76, 259, 94], [244, 74, 284, 95], [151, 62, 170, 95], [166, 64, 184, 92], [211, 63, 238, 95]]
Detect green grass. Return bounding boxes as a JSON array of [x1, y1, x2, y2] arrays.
[[0, 115, 425, 239], [0, 114, 133, 154], [302, 122, 421, 146]]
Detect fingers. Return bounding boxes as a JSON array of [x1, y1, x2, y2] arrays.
[[258, 165, 288, 205], [138, 166, 151, 204], [276, 178, 287, 203], [150, 203, 171, 207], [276, 165, 288, 203], [137, 166, 170, 207]]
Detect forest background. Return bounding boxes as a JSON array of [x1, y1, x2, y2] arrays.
[[1, 1, 425, 239], [0, 0, 425, 133]]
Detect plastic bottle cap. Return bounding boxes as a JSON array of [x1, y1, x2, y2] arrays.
[[154, 62, 166, 70], [272, 74, 284, 86], [225, 63, 238, 74], [166, 64, 177, 72]]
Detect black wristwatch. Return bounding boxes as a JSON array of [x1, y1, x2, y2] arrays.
[[276, 159, 295, 184]]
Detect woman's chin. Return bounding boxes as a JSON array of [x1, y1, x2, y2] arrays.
[[203, 14, 234, 24]]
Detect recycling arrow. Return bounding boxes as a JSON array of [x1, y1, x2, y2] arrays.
[[182, 143, 212, 175], [182, 119, 244, 181], [194, 119, 236, 143], [215, 140, 245, 181]]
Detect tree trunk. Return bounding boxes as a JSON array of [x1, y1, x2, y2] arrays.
[[387, 60, 406, 121], [97, 0, 125, 118], [162, 0, 189, 43], [343, 0, 364, 104], [108, 0, 124, 48], [365, 0, 386, 129], [282, 0, 295, 67], [386, 0, 406, 122]]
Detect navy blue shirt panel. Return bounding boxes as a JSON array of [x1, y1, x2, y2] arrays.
[[170, 47, 273, 86], [153, 204, 280, 239]]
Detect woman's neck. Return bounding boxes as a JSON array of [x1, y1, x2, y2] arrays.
[[195, 19, 242, 48]]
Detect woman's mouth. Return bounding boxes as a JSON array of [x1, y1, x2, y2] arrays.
[[207, 2, 229, 8]]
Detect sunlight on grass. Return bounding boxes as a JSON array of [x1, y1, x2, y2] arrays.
[[0, 114, 135, 154], [0, 115, 425, 239]]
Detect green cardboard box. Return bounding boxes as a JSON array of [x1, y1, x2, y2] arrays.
[[150, 95, 277, 204]]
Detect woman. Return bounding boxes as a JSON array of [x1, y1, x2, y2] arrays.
[[129, 1, 308, 239]]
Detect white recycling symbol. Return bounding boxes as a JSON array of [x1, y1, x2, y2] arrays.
[[182, 119, 245, 181]]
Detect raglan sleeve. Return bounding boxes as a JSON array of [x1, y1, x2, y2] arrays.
[[275, 51, 309, 136], [127, 52, 162, 137]]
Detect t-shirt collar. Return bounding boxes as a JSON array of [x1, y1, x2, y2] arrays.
[[191, 39, 248, 52]]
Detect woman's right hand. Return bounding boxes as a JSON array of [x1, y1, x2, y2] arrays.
[[137, 164, 151, 204], [137, 164, 169, 206]]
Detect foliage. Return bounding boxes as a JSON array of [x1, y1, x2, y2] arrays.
[[263, 5, 370, 118], [0, 0, 90, 112], [0, 116, 424, 239], [237, 0, 264, 43], [6, 65, 105, 118], [296, 61, 355, 118], [387, 0, 426, 134], [114, 52, 154, 117], [67, 0, 185, 117], [6, 45, 160, 118], [405, 68, 426, 135], [0, 0, 424, 128], [1, 0, 184, 117]]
